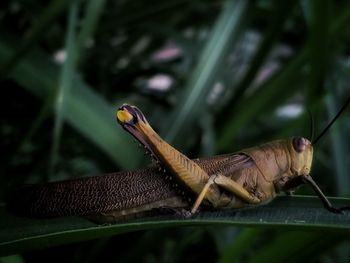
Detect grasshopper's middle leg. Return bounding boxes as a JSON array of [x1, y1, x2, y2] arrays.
[[116, 104, 261, 213], [191, 174, 261, 213]]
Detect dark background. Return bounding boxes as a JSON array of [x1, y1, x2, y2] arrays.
[[1, 0, 350, 262]]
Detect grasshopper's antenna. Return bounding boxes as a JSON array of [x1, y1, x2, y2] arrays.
[[312, 95, 350, 145]]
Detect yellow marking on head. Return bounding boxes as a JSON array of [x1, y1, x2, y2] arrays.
[[116, 110, 133, 123]]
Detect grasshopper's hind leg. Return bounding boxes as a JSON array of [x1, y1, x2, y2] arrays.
[[116, 104, 261, 214], [116, 104, 221, 207]]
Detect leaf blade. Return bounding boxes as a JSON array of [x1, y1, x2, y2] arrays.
[[1, 195, 350, 256], [0, 37, 142, 169]]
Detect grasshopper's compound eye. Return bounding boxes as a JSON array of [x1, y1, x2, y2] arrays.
[[292, 137, 309, 153]]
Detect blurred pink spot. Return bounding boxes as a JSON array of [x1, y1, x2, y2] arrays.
[[147, 74, 173, 91], [152, 45, 182, 62]]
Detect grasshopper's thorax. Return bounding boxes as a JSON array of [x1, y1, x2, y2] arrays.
[[241, 137, 313, 183], [241, 140, 290, 182]]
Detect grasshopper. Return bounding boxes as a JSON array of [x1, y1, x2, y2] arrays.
[[7, 99, 350, 223], [116, 103, 350, 215]]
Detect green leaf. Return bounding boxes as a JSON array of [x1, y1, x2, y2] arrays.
[[49, 2, 79, 178], [217, 48, 307, 152], [0, 36, 142, 169], [0, 0, 74, 76], [326, 92, 350, 195], [228, 0, 297, 104], [306, 0, 331, 98], [77, 0, 107, 64], [216, 0, 350, 153], [161, 0, 250, 147], [1, 196, 350, 256]]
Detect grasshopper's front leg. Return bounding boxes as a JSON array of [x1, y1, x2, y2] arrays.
[[116, 104, 260, 213]]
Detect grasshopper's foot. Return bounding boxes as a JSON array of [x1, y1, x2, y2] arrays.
[[328, 206, 350, 214], [116, 104, 158, 158], [285, 190, 295, 196], [176, 208, 194, 219], [156, 207, 194, 219], [328, 207, 345, 214]]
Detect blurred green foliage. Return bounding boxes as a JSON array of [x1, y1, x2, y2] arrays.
[[1, 0, 350, 262]]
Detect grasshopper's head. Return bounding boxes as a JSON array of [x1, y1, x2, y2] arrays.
[[288, 137, 313, 176]]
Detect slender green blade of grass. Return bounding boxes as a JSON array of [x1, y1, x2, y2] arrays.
[[49, 2, 79, 179], [217, 48, 306, 152], [326, 92, 349, 195], [0, 0, 73, 77], [77, 0, 106, 64], [1, 196, 350, 256], [303, 0, 350, 194], [330, 2, 350, 33], [0, 37, 142, 169], [228, 0, 297, 104], [161, 0, 249, 147], [306, 0, 330, 100], [217, 1, 350, 153]]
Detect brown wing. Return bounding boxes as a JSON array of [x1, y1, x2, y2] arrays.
[[6, 167, 180, 218], [195, 153, 254, 177], [7, 153, 253, 218]]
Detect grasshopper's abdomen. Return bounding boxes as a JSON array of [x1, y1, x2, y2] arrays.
[[7, 167, 184, 218]]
